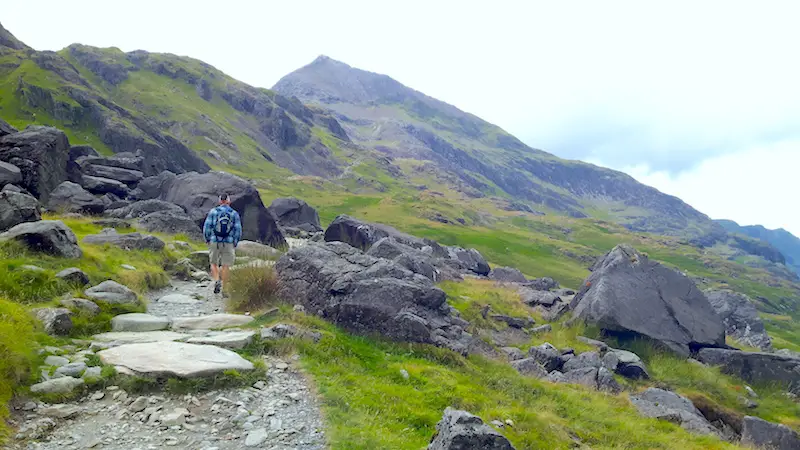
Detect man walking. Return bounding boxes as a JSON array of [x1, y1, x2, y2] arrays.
[[203, 193, 242, 294]]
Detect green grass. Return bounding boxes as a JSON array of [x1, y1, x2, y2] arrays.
[[0, 297, 38, 441]]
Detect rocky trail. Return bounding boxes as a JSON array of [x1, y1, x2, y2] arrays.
[[9, 277, 327, 450]]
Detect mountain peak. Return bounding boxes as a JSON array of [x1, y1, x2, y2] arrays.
[[0, 22, 30, 50]]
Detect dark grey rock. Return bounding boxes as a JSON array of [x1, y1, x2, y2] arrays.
[[275, 241, 474, 353], [489, 267, 528, 283], [617, 361, 650, 380], [577, 336, 609, 351], [366, 237, 444, 281], [138, 210, 202, 240], [32, 308, 72, 336], [428, 407, 516, 450], [561, 367, 600, 389], [446, 246, 490, 276], [630, 388, 719, 436], [59, 298, 100, 316], [325, 214, 447, 256], [705, 289, 772, 351], [84, 280, 138, 305], [0, 220, 82, 258], [490, 315, 532, 329], [527, 344, 565, 372], [132, 171, 177, 200], [597, 367, 621, 393], [83, 229, 165, 251], [268, 197, 322, 232], [741, 416, 800, 450], [499, 347, 524, 361], [0, 126, 70, 201], [510, 358, 548, 378], [55, 268, 90, 285], [83, 164, 144, 185], [107, 199, 185, 219], [81, 175, 130, 197], [529, 324, 552, 335], [696, 348, 800, 394], [47, 181, 105, 214], [0, 160, 21, 186], [0, 189, 40, 231], [519, 288, 560, 306], [570, 244, 725, 355], [526, 277, 559, 291], [563, 351, 603, 372], [68, 145, 99, 160], [91, 218, 131, 229], [0, 117, 18, 137], [157, 171, 286, 247], [76, 153, 144, 171]]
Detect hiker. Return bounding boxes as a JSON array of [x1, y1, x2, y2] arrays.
[[203, 193, 242, 294]]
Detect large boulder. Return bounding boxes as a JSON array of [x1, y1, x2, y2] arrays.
[[76, 153, 144, 171], [629, 388, 719, 436], [696, 348, 800, 394], [0, 189, 40, 231], [107, 199, 185, 219], [0, 126, 69, 201], [0, 160, 22, 186], [268, 197, 322, 232], [130, 170, 176, 200], [428, 408, 516, 450], [138, 210, 202, 241], [83, 229, 165, 251], [445, 246, 490, 276], [0, 220, 82, 258], [741, 416, 800, 450], [68, 145, 99, 161], [489, 267, 528, 283], [32, 307, 73, 336], [83, 164, 143, 185], [98, 342, 254, 377], [366, 237, 445, 282], [325, 214, 446, 256], [276, 241, 474, 353], [84, 280, 138, 305], [570, 244, 725, 355], [236, 240, 281, 259], [80, 175, 130, 197], [705, 290, 772, 351], [55, 267, 90, 285], [157, 171, 286, 247], [47, 181, 105, 214]]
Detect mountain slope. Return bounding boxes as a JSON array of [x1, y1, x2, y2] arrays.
[[718, 219, 800, 275], [274, 56, 726, 243]]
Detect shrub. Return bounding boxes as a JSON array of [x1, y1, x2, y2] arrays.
[[227, 265, 280, 312]]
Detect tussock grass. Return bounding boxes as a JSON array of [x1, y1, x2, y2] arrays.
[[0, 297, 38, 441], [227, 265, 280, 312]]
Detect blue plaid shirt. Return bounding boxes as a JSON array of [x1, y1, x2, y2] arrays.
[[203, 205, 242, 245]]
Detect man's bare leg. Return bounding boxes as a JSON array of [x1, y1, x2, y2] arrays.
[[221, 265, 230, 288], [210, 264, 220, 281]]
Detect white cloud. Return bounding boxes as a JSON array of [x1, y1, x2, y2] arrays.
[[596, 140, 800, 236]]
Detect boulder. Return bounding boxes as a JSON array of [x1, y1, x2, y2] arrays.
[[30, 377, 84, 395], [111, 313, 171, 332], [59, 298, 101, 316], [445, 246, 490, 276], [428, 408, 516, 450], [696, 348, 800, 394], [187, 251, 210, 269], [236, 240, 281, 259], [138, 210, 202, 241], [527, 344, 566, 372], [276, 241, 474, 354], [500, 347, 525, 361], [97, 342, 254, 377], [491, 314, 532, 329], [47, 181, 105, 214], [366, 237, 443, 281], [80, 175, 130, 197], [0, 117, 18, 137], [68, 145, 99, 160], [489, 267, 528, 283], [563, 351, 602, 372], [741, 416, 800, 450], [55, 362, 87, 378], [131, 170, 176, 200], [570, 244, 725, 355], [0, 160, 21, 186], [187, 330, 257, 349], [0, 189, 41, 231], [76, 153, 144, 171], [561, 367, 600, 389], [0, 126, 69, 201], [83, 229, 165, 251], [32, 308, 73, 336], [596, 367, 622, 393], [705, 289, 772, 351], [84, 280, 139, 306], [0, 220, 82, 258], [629, 388, 719, 436], [510, 358, 548, 378], [170, 314, 254, 330], [83, 164, 143, 185], [325, 214, 446, 256], [525, 277, 560, 291], [268, 197, 322, 232], [107, 199, 185, 219], [519, 288, 560, 306], [156, 171, 286, 247], [55, 267, 90, 285]]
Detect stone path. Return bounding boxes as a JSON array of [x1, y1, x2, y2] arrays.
[[10, 276, 327, 450]]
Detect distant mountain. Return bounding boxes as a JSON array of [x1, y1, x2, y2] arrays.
[[717, 219, 800, 275], [274, 56, 726, 243]]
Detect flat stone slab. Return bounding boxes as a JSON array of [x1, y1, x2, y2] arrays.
[[111, 313, 171, 332], [171, 314, 254, 330], [97, 341, 254, 378], [92, 331, 190, 345], [157, 293, 200, 304], [187, 331, 257, 349]]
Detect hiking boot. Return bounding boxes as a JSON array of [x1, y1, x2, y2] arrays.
[[214, 280, 222, 294]]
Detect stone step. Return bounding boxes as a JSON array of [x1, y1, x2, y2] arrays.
[[111, 313, 171, 332], [92, 331, 191, 346], [171, 314, 254, 331], [97, 341, 255, 378]]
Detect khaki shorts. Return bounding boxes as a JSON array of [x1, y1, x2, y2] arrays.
[[209, 242, 235, 267]]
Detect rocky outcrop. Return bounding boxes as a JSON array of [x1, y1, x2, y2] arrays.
[[0, 160, 21, 186], [0, 126, 69, 201], [696, 348, 800, 394], [325, 214, 445, 255], [0, 220, 82, 258], [365, 237, 448, 282], [107, 199, 185, 219], [489, 267, 528, 283], [276, 241, 474, 353], [428, 408, 516, 450], [741, 416, 800, 450], [268, 197, 322, 232], [157, 171, 286, 247], [630, 388, 720, 436], [446, 246, 490, 276], [570, 244, 725, 355], [0, 189, 40, 231], [705, 290, 772, 351], [47, 181, 105, 214], [138, 210, 202, 241], [81, 175, 130, 197], [0, 117, 18, 136], [83, 164, 144, 185], [83, 229, 165, 251]]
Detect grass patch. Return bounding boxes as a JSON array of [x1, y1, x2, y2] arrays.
[[227, 265, 280, 313], [0, 297, 38, 441]]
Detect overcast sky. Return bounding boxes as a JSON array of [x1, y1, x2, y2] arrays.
[[5, 1, 800, 234]]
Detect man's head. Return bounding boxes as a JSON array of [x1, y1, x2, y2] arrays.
[[219, 193, 231, 206]]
